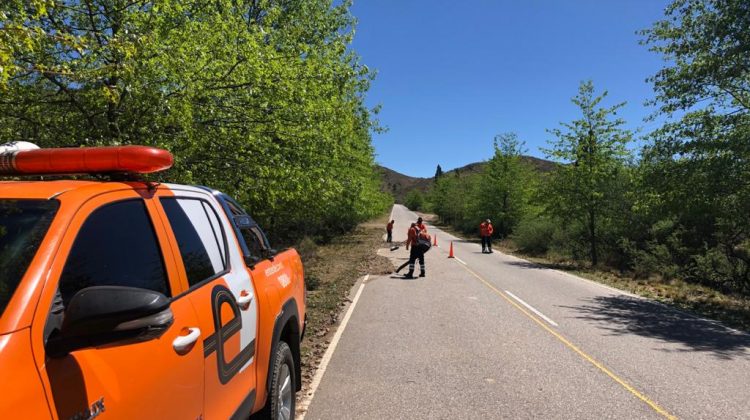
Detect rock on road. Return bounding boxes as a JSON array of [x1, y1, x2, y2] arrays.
[[302, 205, 750, 419]]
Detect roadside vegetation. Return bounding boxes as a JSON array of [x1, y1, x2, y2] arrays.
[[421, 0, 750, 330], [0, 0, 392, 243]]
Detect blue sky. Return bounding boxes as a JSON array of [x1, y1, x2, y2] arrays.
[[349, 0, 671, 178]]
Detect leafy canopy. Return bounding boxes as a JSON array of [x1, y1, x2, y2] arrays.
[[0, 0, 391, 242]]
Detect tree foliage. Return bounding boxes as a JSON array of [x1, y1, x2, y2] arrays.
[[428, 172, 479, 232], [639, 0, 750, 290], [404, 189, 425, 212], [434, 164, 443, 181], [427, 133, 536, 237], [0, 0, 390, 243], [543, 81, 633, 266], [476, 133, 536, 237]]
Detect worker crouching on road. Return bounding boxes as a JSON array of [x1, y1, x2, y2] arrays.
[[480, 219, 494, 253], [386, 219, 394, 243]]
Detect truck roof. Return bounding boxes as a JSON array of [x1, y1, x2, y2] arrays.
[[0, 180, 159, 200]]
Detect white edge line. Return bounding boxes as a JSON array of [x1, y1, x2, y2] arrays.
[[454, 256, 467, 265], [297, 275, 368, 419], [505, 290, 559, 327]]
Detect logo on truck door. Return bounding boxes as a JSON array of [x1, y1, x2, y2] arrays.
[[69, 398, 104, 420], [203, 285, 255, 384]]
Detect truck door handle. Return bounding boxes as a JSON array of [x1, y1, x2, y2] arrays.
[[237, 291, 254, 310], [173, 328, 201, 355]]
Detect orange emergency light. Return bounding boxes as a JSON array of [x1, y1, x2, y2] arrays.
[[0, 144, 173, 175]]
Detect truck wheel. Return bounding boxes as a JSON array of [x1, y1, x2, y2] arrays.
[[268, 341, 296, 420]]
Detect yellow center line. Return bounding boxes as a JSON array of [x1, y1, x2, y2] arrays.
[[456, 262, 677, 420]]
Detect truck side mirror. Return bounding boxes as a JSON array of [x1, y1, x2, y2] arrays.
[[46, 286, 173, 357]]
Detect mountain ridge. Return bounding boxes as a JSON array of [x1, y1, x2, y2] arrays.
[[378, 155, 556, 203]]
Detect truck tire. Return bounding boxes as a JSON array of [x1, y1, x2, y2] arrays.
[[265, 341, 296, 420]]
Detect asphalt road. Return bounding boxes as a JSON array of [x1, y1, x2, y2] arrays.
[[302, 205, 750, 419]]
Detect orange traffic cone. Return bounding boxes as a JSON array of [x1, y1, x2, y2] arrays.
[[433, 234, 438, 246], [448, 241, 455, 258]]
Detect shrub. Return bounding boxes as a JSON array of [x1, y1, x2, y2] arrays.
[[688, 244, 750, 293], [513, 216, 556, 255], [305, 274, 321, 291], [297, 236, 319, 262], [621, 239, 679, 279], [404, 190, 425, 211]]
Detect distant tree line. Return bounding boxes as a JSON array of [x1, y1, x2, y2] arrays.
[[425, 0, 750, 293], [0, 0, 392, 243]]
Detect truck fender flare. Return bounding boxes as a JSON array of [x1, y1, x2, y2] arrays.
[[266, 298, 301, 394]]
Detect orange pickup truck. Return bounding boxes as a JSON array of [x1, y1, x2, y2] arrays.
[[0, 144, 306, 419]]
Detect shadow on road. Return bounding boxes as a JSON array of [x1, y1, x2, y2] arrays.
[[505, 260, 578, 271], [451, 239, 481, 244], [562, 295, 750, 360], [389, 275, 419, 281]]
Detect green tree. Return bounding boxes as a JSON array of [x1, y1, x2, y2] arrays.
[[544, 81, 633, 266], [0, 0, 389, 243], [476, 132, 536, 237], [434, 164, 443, 182], [404, 189, 425, 211], [0, 1, 62, 88], [429, 172, 476, 229], [640, 0, 750, 289]]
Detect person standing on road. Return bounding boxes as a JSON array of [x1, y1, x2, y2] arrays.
[[480, 219, 494, 253], [399, 222, 428, 278], [386, 220, 394, 243]]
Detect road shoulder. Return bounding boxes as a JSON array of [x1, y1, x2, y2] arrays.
[[296, 214, 394, 410]]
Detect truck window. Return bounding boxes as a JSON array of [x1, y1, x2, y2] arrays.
[[219, 195, 273, 258], [161, 197, 228, 287], [241, 226, 268, 260], [0, 200, 59, 317], [58, 200, 169, 305]]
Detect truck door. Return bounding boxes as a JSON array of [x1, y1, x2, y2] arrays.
[[31, 191, 204, 419], [155, 191, 259, 419]]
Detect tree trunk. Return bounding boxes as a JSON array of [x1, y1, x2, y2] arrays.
[[588, 207, 598, 266], [501, 191, 508, 236]]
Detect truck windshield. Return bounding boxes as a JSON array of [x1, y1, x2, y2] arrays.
[[0, 200, 59, 318]]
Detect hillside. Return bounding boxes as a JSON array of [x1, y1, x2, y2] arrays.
[[379, 155, 556, 203]]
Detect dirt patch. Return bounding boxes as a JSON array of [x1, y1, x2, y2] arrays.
[[297, 213, 394, 404]]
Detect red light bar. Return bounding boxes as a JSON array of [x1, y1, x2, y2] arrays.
[[0, 145, 173, 175]]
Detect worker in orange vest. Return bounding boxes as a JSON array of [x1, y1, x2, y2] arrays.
[[396, 222, 428, 278], [386, 220, 394, 242], [480, 219, 494, 253]]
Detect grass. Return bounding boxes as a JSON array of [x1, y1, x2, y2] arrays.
[[430, 216, 750, 332], [296, 213, 393, 396]]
